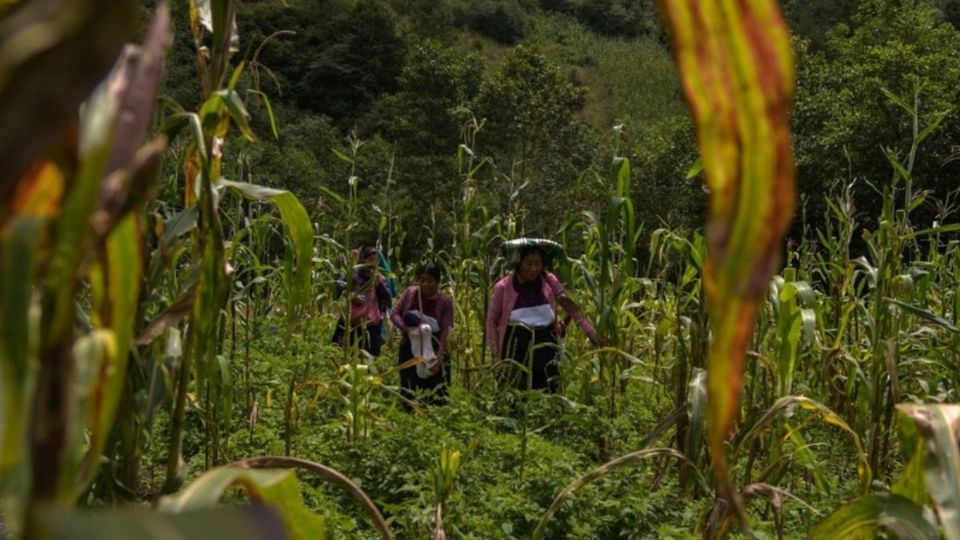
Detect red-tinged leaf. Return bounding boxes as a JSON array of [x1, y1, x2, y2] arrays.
[[135, 290, 197, 346], [104, 4, 171, 176], [656, 0, 797, 525], [5, 161, 65, 224], [92, 136, 166, 244]]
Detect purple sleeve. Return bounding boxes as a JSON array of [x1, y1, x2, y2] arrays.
[[390, 287, 414, 329], [548, 273, 598, 341], [545, 272, 566, 297], [557, 297, 598, 341], [376, 278, 392, 310]]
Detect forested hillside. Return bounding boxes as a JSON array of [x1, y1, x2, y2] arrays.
[[153, 0, 959, 262]]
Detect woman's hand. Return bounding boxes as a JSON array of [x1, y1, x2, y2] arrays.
[[428, 358, 442, 375], [591, 335, 609, 348]]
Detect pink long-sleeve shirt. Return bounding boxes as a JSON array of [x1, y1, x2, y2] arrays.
[[390, 286, 454, 357], [485, 272, 598, 359]]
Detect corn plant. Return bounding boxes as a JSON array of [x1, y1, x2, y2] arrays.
[[0, 0, 367, 538], [429, 446, 461, 540], [151, 0, 313, 492], [815, 404, 960, 539], [0, 4, 169, 533], [564, 129, 643, 432]]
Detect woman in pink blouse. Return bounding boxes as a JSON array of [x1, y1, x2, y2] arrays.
[[486, 245, 606, 393], [391, 263, 454, 406]]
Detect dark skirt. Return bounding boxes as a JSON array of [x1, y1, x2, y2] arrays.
[[331, 319, 383, 357], [398, 336, 450, 406], [501, 325, 560, 393]]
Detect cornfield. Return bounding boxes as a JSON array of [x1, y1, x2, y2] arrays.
[[2, 0, 960, 539]]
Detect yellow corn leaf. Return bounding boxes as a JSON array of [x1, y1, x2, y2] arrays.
[[656, 0, 796, 524]]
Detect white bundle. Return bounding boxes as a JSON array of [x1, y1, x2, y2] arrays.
[[409, 322, 437, 379]]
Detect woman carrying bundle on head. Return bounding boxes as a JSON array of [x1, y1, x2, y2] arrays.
[[485, 239, 607, 394], [391, 262, 454, 406]]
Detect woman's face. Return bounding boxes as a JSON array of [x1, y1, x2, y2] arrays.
[[359, 252, 378, 278], [419, 273, 439, 297], [518, 253, 543, 283]]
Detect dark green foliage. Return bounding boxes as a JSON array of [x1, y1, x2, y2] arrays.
[[155, 0, 960, 269], [458, 0, 532, 44], [472, 46, 597, 234], [781, 0, 859, 50], [298, 0, 406, 123], [362, 41, 484, 156], [574, 0, 658, 38], [389, 0, 458, 43], [236, 0, 405, 125], [793, 0, 960, 230], [932, 0, 960, 28], [632, 117, 704, 234], [540, 0, 659, 38]]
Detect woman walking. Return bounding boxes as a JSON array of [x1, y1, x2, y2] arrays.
[[331, 246, 393, 357], [392, 263, 454, 406], [486, 241, 606, 393]]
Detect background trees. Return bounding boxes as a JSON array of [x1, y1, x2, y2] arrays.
[[157, 0, 960, 262]]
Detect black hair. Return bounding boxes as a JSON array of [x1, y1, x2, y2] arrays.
[[514, 245, 548, 272], [418, 262, 442, 282], [360, 246, 379, 260]]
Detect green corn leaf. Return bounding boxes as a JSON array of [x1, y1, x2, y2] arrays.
[[36, 506, 288, 540], [883, 147, 912, 187], [916, 109, 952, 147], [786, 424, 833, 494], [218, 180, 313, 318], [60, 329, 118, 500], [894, 408, 929, 507], [159, 466, 325, 540], [0, 215, 45, 531], [227, 61, 245, 90], [162, 206, 200, 249], [685, 157, 703, 180], [812, 493, 936, 540], [215, 89, 256, 142], [247, 89, 279, 140], [774, 280, 817, 397], [897, 404, 960, 540], [909, 223, 960, 239], [881, 87, 916, 117], [738, 396, 870, 493], [332, 148, 354, 164], [889, 298, 959, 333]]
